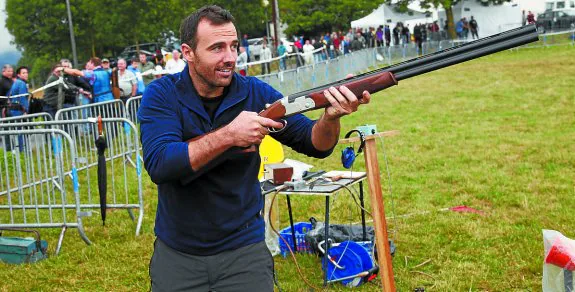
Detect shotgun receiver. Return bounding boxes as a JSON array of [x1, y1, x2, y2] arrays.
[[259, 24, 539, 121]]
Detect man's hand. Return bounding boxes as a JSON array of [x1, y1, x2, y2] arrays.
[[322, 74, 371, 121], [223, 111, 284, 147]]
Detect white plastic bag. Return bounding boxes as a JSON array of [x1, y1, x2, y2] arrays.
[[543, 229, 575, 291]]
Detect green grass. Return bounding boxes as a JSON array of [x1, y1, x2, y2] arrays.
[[1, 45, 574, 291]]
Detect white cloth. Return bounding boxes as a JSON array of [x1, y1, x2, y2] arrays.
[[165, 58, 186, 74]]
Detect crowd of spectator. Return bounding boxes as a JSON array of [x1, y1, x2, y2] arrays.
[[0, 49, 186, 118]]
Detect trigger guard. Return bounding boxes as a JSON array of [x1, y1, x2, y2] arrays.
[[268, 119, 287, 133]]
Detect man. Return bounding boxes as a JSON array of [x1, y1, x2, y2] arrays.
[[276, 42, 286, 71], [302, 39, 314, 65], [42, 64, 64, 117], [139, 53, 155, 86], [260, 41, 272, 74], [469, 16, 479, 40], [236, 46, 248, 76], [128, 57, 146, 95], [7, 66, 29, 117], [101, 58, 112, 73], [0, 65, 14, 112], [165, 50, 187, 74], [60, 59, 92, 108], [117, 58, 137, 103], [138, 5, 370, 291]]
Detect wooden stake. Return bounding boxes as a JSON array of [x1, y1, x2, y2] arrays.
[[363, 136, 396, 292]]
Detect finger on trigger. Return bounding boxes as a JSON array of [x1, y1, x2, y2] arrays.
[[259, 117, 284, 129]]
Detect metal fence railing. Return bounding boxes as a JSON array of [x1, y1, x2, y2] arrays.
[[0, 128, 91, 255]]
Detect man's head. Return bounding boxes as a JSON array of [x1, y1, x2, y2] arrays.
[[117, 58, 127, 71], [239, 46, 246, 53], [138, 53, 148, 64], [180, 5, 238, 96], [102, 58, 110, 69], [131, 57, 139, 68], [172, 50, 180, 60], [85, 60, 95, 70], [16, 66, 29, 81], [90, 57, 102, 67], [2, 64, 13, 78]]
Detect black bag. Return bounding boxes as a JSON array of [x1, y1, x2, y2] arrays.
[[27, 95, 44, 115]]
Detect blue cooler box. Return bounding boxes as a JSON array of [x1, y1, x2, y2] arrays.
[[0, 230, 48, 264]]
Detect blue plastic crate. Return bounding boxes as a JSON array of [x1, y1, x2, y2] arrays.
[[278, 222, 313, 257]]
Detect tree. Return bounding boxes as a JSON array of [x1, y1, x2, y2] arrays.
[[279, 0, 380, 37], [387, 0, 511, 39]]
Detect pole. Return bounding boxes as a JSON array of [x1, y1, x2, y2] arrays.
[[363, 135, 396, 292], [272, 0, 280, 49], [65, 0, 78, 68]]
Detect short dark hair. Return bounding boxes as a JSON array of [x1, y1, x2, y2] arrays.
[[179, 5, 236, 51], [16, 66, 28, 75], [90, 57, 102, 67]]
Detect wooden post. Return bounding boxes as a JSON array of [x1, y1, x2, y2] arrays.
[[339, 130, 397, 291], [364, 136, 396, 291]]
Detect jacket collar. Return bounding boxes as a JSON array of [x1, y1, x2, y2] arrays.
[[174, 64, 249, 123]]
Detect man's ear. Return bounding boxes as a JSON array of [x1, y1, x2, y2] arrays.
[[181, 43, 194, 63]]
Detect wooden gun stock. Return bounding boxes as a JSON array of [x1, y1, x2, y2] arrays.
[[111, 68, 121, 99]]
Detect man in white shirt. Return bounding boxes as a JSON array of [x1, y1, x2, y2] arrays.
[[260, 42, 272, 74], [302, 39, 315, 65], [117, 58, 137, 103], [165, 50, 187, 74]]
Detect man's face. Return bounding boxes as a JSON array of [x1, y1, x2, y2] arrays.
[[173, 51, 180, 60], [102, 62, 110, 69], [2, 67, 13, 78], [18, 69, 28, 81], [62, 61, 72, 68], [131, 61, 139, 68], [85, 61, 94, 70], [117, 59, 126, 70], [139, 54, 147, 64], [182, 19, 238, 95]]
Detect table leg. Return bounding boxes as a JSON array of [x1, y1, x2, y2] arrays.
[[324, 196, 330, 286], [286, 195, 297, 252], [359, 181, 367, 241]]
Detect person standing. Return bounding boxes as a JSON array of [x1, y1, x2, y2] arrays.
[[7, 66, 29, 117], [0, 65, 14, 114], [117, 58, 137, 103], [165, 50, 187, 74], [260, 41, 272, 74], [236, 46, 248, 76], [469, 16, 479, 39], [302, 39, 314, 65], [277, 42, 287, 71], [139, 53, 155, 86], [139, 5, 371, 291], [101, 58, 112, 74], [128, 57, 146, 95]]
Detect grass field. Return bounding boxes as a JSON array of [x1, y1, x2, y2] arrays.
[[0, 44, 574, 291]]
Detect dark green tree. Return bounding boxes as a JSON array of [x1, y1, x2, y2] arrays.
[[279, 0, 380, 37]]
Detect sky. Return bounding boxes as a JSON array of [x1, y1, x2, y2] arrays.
[[0, 0, 17, 53]]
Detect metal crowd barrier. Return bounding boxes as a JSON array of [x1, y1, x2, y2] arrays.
[[55, 99, 125, 121], [125, 96, 142, 125], [0, 128, 91, 254], [0, 118, 144, 236]]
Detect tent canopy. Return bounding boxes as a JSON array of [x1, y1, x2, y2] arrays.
[[351, 4, 429, 28]]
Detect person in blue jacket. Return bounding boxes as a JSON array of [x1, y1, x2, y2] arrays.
[[138, 5, 371, 291], [7, 66, 29, 117]]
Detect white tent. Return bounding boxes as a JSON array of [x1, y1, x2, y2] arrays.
[[351, 4, 430, 29], [438, 0, 523, 38]]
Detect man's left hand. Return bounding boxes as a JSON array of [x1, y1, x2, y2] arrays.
[[322, 84, 371, 121]]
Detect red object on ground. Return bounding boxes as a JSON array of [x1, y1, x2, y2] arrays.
[[449, 205, 485, 215], [546, 237, 575, 270]]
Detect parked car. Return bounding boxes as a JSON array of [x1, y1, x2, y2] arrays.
[[248, 37, 265, 60], [537, 10, 575, 32]]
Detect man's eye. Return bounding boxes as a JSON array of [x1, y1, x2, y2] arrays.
[[212, 47, 222, 52]]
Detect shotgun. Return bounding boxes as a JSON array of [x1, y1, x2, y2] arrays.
[[259, 24, 539, 121]]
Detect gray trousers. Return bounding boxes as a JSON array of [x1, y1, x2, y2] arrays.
[[150, 239, 274, 292]]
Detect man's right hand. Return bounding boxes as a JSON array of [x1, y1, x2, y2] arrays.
[[224, 111, 284, 147]]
